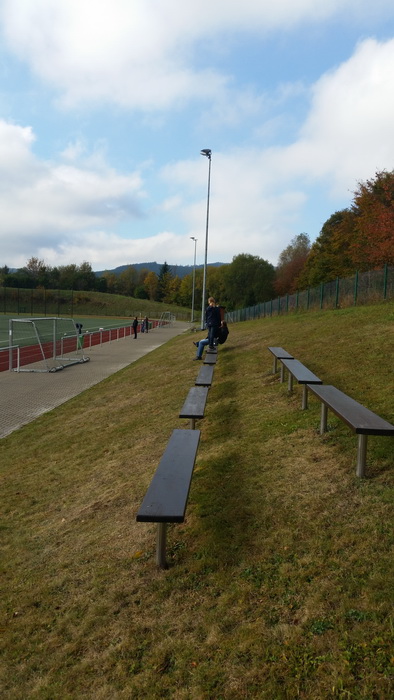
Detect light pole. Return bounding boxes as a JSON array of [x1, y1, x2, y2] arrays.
[[190, 236, 197, 323], [200, 148, 212, 330]]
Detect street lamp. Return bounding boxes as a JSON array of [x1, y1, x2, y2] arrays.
[[200, 148, 212, 330], [190, 236, 197, 323]]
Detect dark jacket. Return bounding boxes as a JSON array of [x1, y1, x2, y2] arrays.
[[217, 324, 229, 344], [205, 305, 221, 327]]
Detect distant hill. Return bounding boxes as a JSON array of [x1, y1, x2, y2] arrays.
[[95, 261, 226, 279]]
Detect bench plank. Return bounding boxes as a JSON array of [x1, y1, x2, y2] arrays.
[[195, 364, 214, 387], [179, 386, 209, 420], [281, 358, 321, 385], [267, 346, 294, 374], [136, 429, 201, 523], [203, 353, 217, 365], [307, 384, 394, 477], [307, 384, 394, 435]]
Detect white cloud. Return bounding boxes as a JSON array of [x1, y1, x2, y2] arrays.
[[0, 119, 146, 266], [278, 38, 394, 193], [1, 0, 393, 111], [2, 33, 394, 271]]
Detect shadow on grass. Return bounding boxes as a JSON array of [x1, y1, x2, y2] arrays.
[[183, 343, 263, 569], [192, 446, 257, 569]]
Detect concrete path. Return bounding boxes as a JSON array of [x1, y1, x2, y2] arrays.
[[0, 321, 190, 439]]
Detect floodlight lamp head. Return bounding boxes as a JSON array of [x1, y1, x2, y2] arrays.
[[200, 148, 211, 159]]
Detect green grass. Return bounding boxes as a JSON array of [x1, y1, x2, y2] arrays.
[[0, 302, 393, 698]]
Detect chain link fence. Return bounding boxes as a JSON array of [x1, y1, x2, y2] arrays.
[[225, 264, 394, 323]]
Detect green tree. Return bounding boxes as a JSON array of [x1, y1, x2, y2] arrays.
[[143, 271, 159, 300], [221, 254, 275, 310], [157, 262, 173, 302], [118, 266, 137, 296]]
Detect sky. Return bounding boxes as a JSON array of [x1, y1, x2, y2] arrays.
[[1, 1, 394, 272]]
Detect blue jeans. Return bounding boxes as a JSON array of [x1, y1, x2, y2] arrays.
[[196, 338, 209, 358]]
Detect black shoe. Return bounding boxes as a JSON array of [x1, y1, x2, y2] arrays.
[[193, 357, 202, 360], [193, 341, 199, 347], [209, 345, 214, 350]]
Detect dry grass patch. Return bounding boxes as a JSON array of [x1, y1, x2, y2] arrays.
[[1, 305, 393, 699]]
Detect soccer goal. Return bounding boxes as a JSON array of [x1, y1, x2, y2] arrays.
[[157, 311, 175, 327], [9, 317, 90, 372]]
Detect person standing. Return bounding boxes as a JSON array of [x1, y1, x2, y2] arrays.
[[205, 297, 221, 349], [144, 316, 149, 333], [132, 316, 138, 339]]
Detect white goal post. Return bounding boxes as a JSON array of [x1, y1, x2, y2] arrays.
[[9, 317, 90, 372]]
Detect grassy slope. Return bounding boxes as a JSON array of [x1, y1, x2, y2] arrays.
[[0, 303, 393, 699]]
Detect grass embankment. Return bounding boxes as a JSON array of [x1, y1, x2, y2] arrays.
[[1, 303, 393, 699], [0, 289, 194, 323]]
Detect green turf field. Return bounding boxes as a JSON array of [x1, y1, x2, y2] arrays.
[[0, 315, 135, 348]]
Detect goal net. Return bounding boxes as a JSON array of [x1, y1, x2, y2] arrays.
[[9, 317, 90, 372]]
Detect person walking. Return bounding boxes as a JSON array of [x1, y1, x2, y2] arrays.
[[205, 297, 221, 349], [132, 316, 138, 339]]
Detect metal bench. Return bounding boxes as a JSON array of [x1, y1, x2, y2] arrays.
[[306, 384, 394, 477], [280, 358, 322, 409], [136, 429, 201, 568], [267, 346, 294, 380], [195, 364, 215, 388], [179, 385, 209, 428], [203, 352, 217, 365]]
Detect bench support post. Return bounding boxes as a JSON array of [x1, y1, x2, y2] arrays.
[[287, 372, 293, 392], [320, 404, 328, 434], [190, 418, 196, 430], [280, 363, 285, 383], [356, 435, 367, 478], [156, 523, 168, 569], [302, 385, 308, 410], [272, 357, 277, 374]]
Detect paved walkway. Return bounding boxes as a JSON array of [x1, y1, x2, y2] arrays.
[[0, 321, 190, 439]]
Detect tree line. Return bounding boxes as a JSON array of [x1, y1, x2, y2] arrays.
[[1, 169, 393, 311]]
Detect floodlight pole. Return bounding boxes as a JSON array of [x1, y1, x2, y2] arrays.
[[190, 236, 197, 323], [200, 148, 212, 330]]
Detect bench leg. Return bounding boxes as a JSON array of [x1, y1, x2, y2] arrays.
[[273, 357, 277, 374], [288, 373, 293, 392], [190, 418, 196, 429], [280, 363, 285, 383], [320, 404, 328, 434], [302, 385, 308, 410], [156, 523, 168, 569], [356, 435, 368, 478]]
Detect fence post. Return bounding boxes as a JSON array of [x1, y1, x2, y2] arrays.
[[353, 270, 358, 306], [335, 277, 339, 308], [320, 282, 324, 309], [383, 263, 388, 300], [307, 288, 310, 310]]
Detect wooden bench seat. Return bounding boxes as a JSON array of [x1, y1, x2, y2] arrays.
[[307, 384, 394, 477], [179, 385, 209, 428], [267, 346, 294, 377], [195, 364, 214, 387], [280, 358, 322, 409], [136, 428, 201, 568]]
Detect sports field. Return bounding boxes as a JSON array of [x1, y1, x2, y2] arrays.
[[0, 314, 136, 348]]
